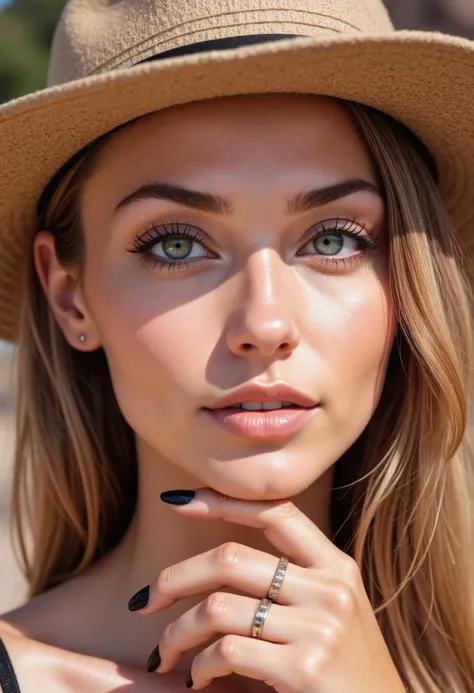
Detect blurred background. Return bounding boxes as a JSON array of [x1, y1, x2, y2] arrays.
[[0, 0, 473, 613]]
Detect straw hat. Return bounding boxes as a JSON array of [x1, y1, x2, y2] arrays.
[[1, 0, 474, 344]]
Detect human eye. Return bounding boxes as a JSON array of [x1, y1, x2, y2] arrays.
[[127, 221, 217, 273], [297, 217, 381, 270]]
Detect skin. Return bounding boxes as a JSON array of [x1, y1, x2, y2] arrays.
[[0, 94, 403, 692]]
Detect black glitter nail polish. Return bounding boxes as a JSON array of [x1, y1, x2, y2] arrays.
[[128, 585, 150, 611], [160, 490, 195, 505], [146, 645, 161, 673], [185, 671, 194, 688]]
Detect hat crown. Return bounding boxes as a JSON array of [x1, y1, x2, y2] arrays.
[[48, 0, 394, 86]]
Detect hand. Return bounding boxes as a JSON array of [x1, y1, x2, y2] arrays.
[[130, 488, 407, 693]]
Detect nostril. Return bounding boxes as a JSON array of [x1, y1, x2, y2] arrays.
[[274, 341, 292, 353]]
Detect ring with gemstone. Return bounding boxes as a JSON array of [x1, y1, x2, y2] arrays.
[[267, 556, 289, 601], [251, 598, 272, 639]]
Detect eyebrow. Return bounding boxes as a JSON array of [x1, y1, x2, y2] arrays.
[[114, 178, 383, 216]]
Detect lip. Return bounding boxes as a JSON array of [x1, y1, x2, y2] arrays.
[[206, 382, 318, 410], [204, 406, 318, 440], [202, 381, 319, 440]]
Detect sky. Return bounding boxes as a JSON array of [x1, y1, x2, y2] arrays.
[[0, 0, 11, 8]]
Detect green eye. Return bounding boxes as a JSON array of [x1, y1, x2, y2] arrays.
[[313, 234, 344, 256], [297, 218, 380, 265], [129, 221, 215, 273], [162, 237, 194, 259]]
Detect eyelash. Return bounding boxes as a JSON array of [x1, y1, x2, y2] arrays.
[[128, 218, 380, 274], [129, 221, 212, 274]]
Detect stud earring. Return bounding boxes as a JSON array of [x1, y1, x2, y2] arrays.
[[78, 333, 86, 343]]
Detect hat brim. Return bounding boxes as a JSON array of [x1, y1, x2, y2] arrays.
[[1, 31, 474, 343]]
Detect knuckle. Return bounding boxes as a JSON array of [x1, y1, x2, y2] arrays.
[[340, 555, 362, 587], [296, 648, 321, 688], [155, 565, 176, 595], [328, 580, 357, 617], [318, 623, 342, 650], [215, 491, 228, 508], [160, 622, 174, 648], [202, 592, 231, 622], [213, 542, 245, 570], [217, 634, 240, 662], [307, 618, 342, 650], [268, 498, 299, 521]]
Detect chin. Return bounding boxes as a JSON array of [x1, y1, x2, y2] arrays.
[[201, 458, 322, 501]]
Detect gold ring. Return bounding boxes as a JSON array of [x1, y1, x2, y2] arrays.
[[267, 556, 289, 601], [251, 598, 272, 639]]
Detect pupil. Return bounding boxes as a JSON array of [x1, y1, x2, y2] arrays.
[[163, 237, 192, 259], [314, 234, 343, 256]]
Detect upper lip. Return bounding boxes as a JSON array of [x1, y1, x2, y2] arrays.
[[206, 383, 318, 410]]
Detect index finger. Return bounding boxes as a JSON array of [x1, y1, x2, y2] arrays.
[[161, 487, 348, 569]]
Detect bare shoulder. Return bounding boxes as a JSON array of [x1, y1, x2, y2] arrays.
[[0, 601, 104, 693], [0, 607, 178, 693], [0, 615, 67, 693]]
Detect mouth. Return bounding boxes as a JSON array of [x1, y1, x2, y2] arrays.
[[225, 401, 311, 411], [202, 382, 319, 439], [202, 402, 319, 440]]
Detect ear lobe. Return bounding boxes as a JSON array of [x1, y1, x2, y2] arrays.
[[33, 230, 102, 350]]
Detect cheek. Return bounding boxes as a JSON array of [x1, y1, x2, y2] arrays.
[[308, 271, 396, 418], [332, 285, 393, 366], [83, 258, 214, 425]]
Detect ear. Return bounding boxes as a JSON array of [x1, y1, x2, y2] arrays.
[[33, 230, 102, 351]]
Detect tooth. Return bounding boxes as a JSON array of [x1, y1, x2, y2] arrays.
[[227, 401, 296, 411]]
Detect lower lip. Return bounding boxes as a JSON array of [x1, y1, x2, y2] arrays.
[[203, 406, 318, 439]]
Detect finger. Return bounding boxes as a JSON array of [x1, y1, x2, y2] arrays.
[[188, 636, 294, 691], [158, 592, 296, 672], [138, 545, 312, 615], [163, 487, 349, 569]]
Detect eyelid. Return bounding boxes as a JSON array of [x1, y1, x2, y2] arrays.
[[130, 220, 216, 254], [127, 215, 381, 273], [298, 216, 373, 246]]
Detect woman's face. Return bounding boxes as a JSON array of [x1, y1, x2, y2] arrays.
[[77, 94, 397, 499]]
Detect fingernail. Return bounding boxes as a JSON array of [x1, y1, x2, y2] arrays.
[[128, 585, 150, 611], [160, 490, 195, 505], [146, 645, 161, 673], [185, 671, 194, 688]]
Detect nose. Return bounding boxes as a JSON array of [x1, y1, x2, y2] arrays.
[[226, 251, 301, 360]]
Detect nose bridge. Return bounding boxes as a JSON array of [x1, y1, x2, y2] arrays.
[[226, 249, 300, 358], [246, 248, 288, 306]]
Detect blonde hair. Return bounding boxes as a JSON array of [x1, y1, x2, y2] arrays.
[[10, 99, 474, 692]]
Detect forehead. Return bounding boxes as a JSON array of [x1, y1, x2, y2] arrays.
[[86, 94, 378, 195]]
